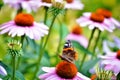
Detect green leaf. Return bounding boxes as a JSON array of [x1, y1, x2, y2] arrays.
[[72, 41, 93, 55], [0, 61, 25, 80], [15, 71, 25, 80], [81, 58, 100, 75], [26, 37, 37, 50], [60, 23, 69, 39], [0, 61, 12, 75]]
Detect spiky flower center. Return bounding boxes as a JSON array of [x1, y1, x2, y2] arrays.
[[56, 61, 77, 79], [42, 0, 51, 3], [90, 13, 104, 23], [96, 8, 112, 18], [72, 25, 82, 35], [14, 13, 34, 26], [116, 50, 120, 60], [66, 0, 73, 3]]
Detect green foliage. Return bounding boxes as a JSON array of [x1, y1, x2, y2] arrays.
[[0, 61, 25, 80], [72, 41, 93, 55], [96, 68, 113, 80]]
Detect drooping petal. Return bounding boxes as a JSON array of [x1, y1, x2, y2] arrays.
[[110, 18, 120, 27], [0, 65, 7, 76], [45, 74, 61, 80], [39, 72, 55, 79], [77, 72, 90, 80]]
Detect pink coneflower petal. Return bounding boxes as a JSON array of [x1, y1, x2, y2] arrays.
[[83, 12, 91, 17], [79, 20, 93, 27], [66, 33, 88, 48], [0, 22, 14, 29], [102, 24, 113, 32], [34, 22, 49, 30], [8, 26, 20, 37], [100, 49, 120, 74], [0, 26, 13, 34], [76, 12, 115, 32], [39, 62, 90, 80], [39, 72, 55, 79], [104, 19, 115, 30], [77, 72, 90, 80], [45, 74, 61, 80], [3, 0, 41, 13], [0, 13, 48, 40], [76, 17, 89, 23], [25, 27, 34, 39], [42, 67, 55, 72], [65, 0, 84, 10], [16, 27, 25, 36], [99, 55, 116, 60], [110, 18, 120, 27], [92, 23, 104, 31], [0, 65, 7, 76], [73, 76, 82, 80]]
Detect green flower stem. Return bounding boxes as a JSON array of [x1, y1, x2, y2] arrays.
[[44, 6, 49, 24], [16, 35, 25, 69], [39, 7, 49, 49], [12, 54, 16, 80], [55, 21, 63, 63], [80, 28, 96, 70], [17, 5, 23, 14], [56, 24, 62, 55], [92, 30, 101, 58], [32, 15, 57, 79]]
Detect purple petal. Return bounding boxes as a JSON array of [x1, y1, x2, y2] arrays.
[[0, 65, 7, 76], [110, 18, 120, 27], [39, 72, 55, 79], [66, 33, 88, 48], [45, 74, 61, 80]]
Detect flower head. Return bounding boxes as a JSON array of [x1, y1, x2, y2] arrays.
[[7, 40, 23, 56], [65, 0, 84, 10], [99, 50, 120, 75], [39, 61, 90, 80], [40, 0, 84, 10], [96, 8, 120, 28], [91, 68, 113, 80], [42, 0, 51, 3], [0, 13, 48, 40], [8, 40, 22, 51], [3, 0, 41, 13], [76, 12, 115, 32], [66, 24, 88, 48], [56, 61, 77, 79]]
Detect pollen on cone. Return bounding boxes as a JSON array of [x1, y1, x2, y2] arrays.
[[66, 0, 73, 3], [14, 13, 34, 26], [116, 50, 120, 59], [42, 0, 51, 3], [56, 61, 77, 79], [72, 25, 82, 35], [90, 13, 104, 23], [96, 8, 112, 18]]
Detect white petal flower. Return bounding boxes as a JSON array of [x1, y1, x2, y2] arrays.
[[0, 13, 48, 40], [76, 12, 114, 32], [39, 61, 90, 80]]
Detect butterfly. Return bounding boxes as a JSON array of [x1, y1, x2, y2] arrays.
[[59, 40, 78, 63]]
